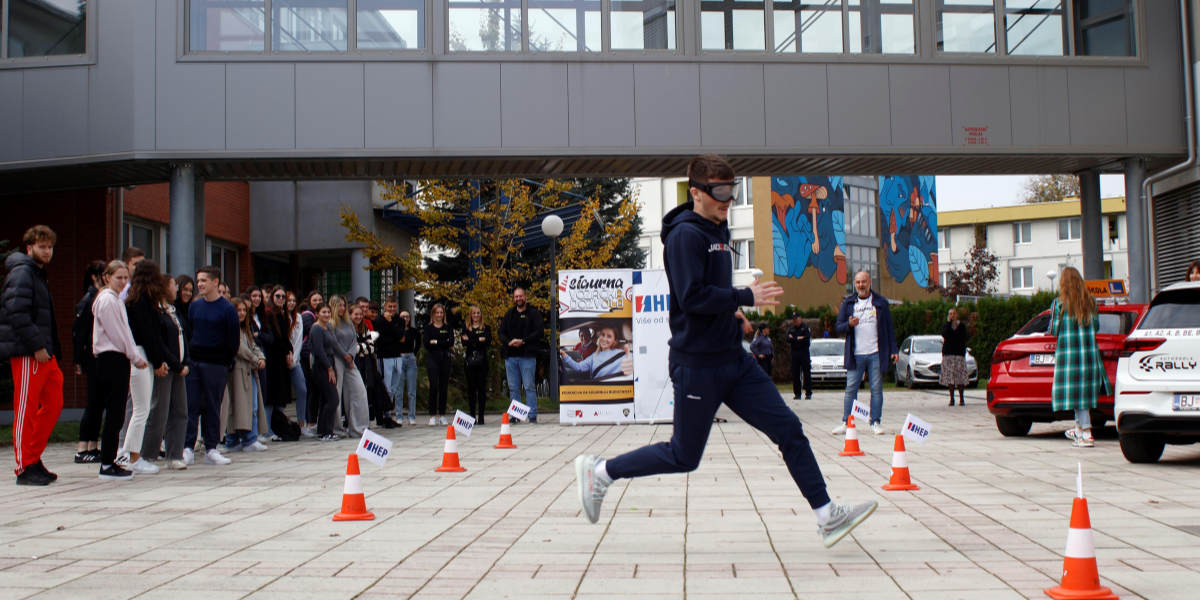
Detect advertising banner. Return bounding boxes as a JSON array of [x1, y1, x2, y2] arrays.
[[557, 269, 635, 425], [632, 270, 675, 423]]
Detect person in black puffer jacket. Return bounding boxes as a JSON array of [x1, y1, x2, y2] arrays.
[[0, 226, 64, 486], [73, 260, 108, 464]]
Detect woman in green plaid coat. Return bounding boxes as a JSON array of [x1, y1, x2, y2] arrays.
[[1050, 267, 1112, 448]]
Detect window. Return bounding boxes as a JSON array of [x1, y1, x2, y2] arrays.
[[529, 0, 601, 52], [612, 0, 676, 50], [938, 228, 950, 250], [939, 271, 949, 288], [846, 245, 879, 291], [1005, 0, 1066, 56], [1013, 222, 1032, 244], [1107, 216, 1119, 242], [849, 0, 915, 55], [734, 240, 755, 270], [1057, 217, 1081, 241], [188, 0, 425, 52], [208, 240, 240, 295], [844, 185, 878, 238], [701, 0, 765, 50], [772, 0, 842, 53], [448, 0, 521, 50], [937, 0, 995, 54], [2, 0, 88, 60], [1010, 266, 1034, 289], [1075, 0, 1135, 57], [124, 222, 157, 264]]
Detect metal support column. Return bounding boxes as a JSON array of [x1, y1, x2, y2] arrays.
[[1125, 159, 1150, 303], [351, 250, 371, 302], [193, 180, 207, 274], [1079, 171, 1104, 281], [169, 164, 196, 277]]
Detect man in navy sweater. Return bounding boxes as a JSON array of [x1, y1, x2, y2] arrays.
[[184, 266, 241, 466], [573, 155, 876, 548]]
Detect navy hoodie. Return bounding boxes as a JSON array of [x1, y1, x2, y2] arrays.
[[662, 202, 754, 367]]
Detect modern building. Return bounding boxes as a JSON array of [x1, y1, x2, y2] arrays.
[[938, 198, 1129, 296]]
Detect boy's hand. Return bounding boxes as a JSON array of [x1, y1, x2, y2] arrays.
[[749, 276, 784, 307]]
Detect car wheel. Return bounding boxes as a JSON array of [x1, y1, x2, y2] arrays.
[[995, 415, 1032, 437], [905, 367, 915, 389], [1119, 433, 1165, 464]]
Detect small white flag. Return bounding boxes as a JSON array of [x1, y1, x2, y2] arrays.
[[453, 410, 476, 437], [1076, 463, 1083, 499], [507, 399, 531, 422], [901, 413, 932, 445], [356, 428, 392, 468], [851, 400, 871, 422]]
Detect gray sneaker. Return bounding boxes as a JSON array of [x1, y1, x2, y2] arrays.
[[574, 455, 612, 524], [818, 500, 878, 548]]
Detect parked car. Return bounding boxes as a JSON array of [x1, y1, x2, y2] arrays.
[[1115, 282, 1200, 463], [808, 339, 848, 385], [895, 335, 978, 389], [987, 302, 1149, 437]]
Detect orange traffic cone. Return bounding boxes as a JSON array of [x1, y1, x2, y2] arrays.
[[881, 435, 920, 491], [839, 416, 865, 457], [332, 454, 375, 521], [494, 413, 517, 449], [1045, 497, 1118, 600], [435, 425, 467, 472]]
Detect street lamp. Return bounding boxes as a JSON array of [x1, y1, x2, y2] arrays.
[[1047, 270, 1058, 292], [542, 215, 564, 404]]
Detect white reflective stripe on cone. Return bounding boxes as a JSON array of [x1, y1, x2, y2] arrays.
[[500, 423, 511, 435], [846, 428, 858, 440], [444, 439, 458, 453], [1064, 527, 1096, 558], [891, 451, 908, 469], [344, 474, 363, 495]]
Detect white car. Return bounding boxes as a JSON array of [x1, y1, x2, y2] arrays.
[[1114, 281, 1200, 463], [895, 335, 978, 389], [808, 339, 848, 384]]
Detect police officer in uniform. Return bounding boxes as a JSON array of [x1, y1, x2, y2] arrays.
[[786, 313, 813, 400]]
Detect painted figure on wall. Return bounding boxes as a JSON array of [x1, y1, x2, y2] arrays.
[[771, 177, 847, 285], [879, 176, 938, 288]]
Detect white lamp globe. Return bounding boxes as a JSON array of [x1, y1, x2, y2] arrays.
[[1046, 270, 1058, 281], [542, 215, 564, 238]]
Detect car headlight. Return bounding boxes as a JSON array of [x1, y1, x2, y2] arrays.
[[915, 360, 930, 367]]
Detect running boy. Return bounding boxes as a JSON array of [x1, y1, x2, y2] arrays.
[[574, 155, 877, 548]]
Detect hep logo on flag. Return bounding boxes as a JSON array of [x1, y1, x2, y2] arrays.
[[635, 294, 669, 313]]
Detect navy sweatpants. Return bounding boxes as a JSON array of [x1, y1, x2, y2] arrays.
[[186, 361, 229, 452], [606, 353, 831, 509]]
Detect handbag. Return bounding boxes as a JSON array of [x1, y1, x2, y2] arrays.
[[466, 349, 486, 368]]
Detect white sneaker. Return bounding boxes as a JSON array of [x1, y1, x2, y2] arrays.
[[242, 441, 268, 453], [182, 448, 194, 466], [818, 501, 878, 548], [115, 453, 130, 467], [129, 458, 160, 474], [438, 416, 448, 426], [574, 455, 612, 524], [204, 449, 232, 465], [408, 416, 417, 426], [167, 459, 188, 471], [871, 423, 885, 436], [429, 417, 437, 426], [830, 423, 847, 436], [301, 426, 317, 439]]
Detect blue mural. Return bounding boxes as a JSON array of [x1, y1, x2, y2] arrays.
[[771, 176, 938, 287], [879, 176, 938, 287], [771, 177, 848, 285]]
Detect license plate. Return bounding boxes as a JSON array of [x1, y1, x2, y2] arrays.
[[1173, 394, 1200, 411], [1030, 354, 1056, 366]]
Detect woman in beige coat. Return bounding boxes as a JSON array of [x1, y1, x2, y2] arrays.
[[225, 297, 268, 452]]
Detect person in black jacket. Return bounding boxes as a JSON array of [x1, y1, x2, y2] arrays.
[[377, 306, 421, 425], [498, 288, 543, 423], [298, 290, 323, 432], [121, 260, 170, 475], [174, 274, 195, 334], [261, 286, 294, 437], [73, 260, 107, 464], [940, 308, 970, 406], [460, 305, 492, 424], [423, 304, 455, 426], [786, 314, 813, 400], [0, 226, 64, 486], [141, 274, 193, 470]]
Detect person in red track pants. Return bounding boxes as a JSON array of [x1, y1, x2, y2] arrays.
[[0, 225, 64, 486]]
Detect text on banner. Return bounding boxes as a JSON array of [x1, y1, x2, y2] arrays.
[[453, 410, 476, 437], [356, 428, 393, 467], [901, 414, 932, 445]]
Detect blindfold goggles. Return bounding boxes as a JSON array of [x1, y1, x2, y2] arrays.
[[689, 179, 741, 203]]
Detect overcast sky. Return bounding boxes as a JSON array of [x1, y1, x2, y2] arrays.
[[936, 175, 1129, 212]]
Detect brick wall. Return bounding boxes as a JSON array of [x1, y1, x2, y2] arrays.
[[123, 185, 170, 224], [0, 189, 112, 411]]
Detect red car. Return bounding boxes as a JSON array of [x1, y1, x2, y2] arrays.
[[987, 303, 1148, 437]]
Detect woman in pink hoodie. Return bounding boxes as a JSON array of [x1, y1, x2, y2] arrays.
[[91, 260, 148, 481]]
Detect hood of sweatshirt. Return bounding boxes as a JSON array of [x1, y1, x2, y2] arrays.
[[5, 251, 36, 273], [661, 201, 724, 244]]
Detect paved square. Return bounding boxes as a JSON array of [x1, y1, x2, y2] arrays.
[[2, 388, 1198, 600]]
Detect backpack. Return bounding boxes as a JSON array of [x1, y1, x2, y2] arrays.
[[269, 409, 302, 442]]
